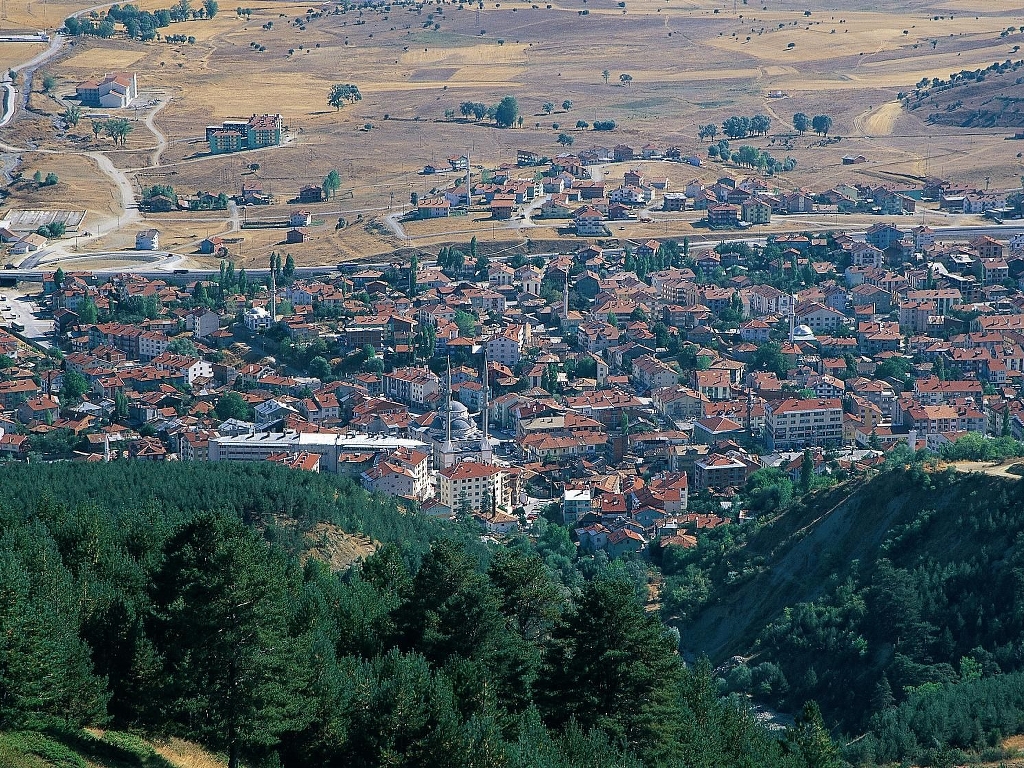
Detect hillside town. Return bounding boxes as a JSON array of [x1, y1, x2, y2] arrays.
[[407, 147, 1023, 234], [4, 208, 1024, 558]]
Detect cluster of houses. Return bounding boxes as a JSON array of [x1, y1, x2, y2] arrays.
[[414, 147, 1023, 236], [5, 212, 1024, 557], [415, 149, 675, 236]]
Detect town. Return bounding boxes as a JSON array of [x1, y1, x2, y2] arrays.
[[3, 162, 1024, 561]]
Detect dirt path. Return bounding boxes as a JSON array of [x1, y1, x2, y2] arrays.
[[950, 460, 1023, 478], [144, 94, 171, 167], [853, 101, 903, 137]]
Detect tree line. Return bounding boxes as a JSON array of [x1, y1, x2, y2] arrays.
[[64, 0, 217, 40], [0, 461, 846, 768]]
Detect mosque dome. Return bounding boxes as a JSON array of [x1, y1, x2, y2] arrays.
[[792, 324, 816, 341], [431, 399, 477, 438]]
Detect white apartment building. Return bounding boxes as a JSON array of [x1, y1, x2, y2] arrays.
[[765, 398, 844, 450], [439, 461, 511, 514]]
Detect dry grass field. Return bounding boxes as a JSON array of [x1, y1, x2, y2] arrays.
[[0, 0, 1019, 265]]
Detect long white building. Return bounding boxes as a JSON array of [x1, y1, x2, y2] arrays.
[[208, 430, 428, 473]]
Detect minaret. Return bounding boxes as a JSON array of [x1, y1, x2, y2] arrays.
[[746, 387, 753, 438], [103, 434, 110, 463], [788, 293, 795, 344], [480, 348, 492, 461], [443, 355, 454, 466], [269, 255, 277, 322], [464, 152, 471, 207]]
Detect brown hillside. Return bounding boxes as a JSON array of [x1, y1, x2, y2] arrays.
[[907, 58, 1024, 128]]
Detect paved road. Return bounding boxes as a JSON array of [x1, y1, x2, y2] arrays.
[[3, 219, 1024, 281], [1, 287, 52, 348]]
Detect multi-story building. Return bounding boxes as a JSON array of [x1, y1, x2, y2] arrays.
[[76, 72, 137, 108], [693, 451, 758, 491], [360, 446, 432, 500], [382, 366, 440, 407], [439, 461, 511, 514], [138, 331, 169, 361], [207, 114, 283, 154], [562, 488, 593, 525], [765, 397, 844, 449]]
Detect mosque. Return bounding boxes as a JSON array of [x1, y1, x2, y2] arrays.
[[422, 357, 493, 469]]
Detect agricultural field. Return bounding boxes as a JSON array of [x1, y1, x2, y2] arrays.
[[5, 0, 1024, 265]]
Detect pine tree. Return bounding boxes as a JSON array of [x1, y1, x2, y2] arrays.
[[537, 579, 681, 759], [785, 701, 843, 768], [871, 676, 894, 712], [148, 514, 303, 768]]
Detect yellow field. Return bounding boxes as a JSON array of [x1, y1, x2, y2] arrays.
[[5, 153, 120, 224], [60, 45, 149, 71], [0, 0, 1013, 264], [0, 40, 45, 72]]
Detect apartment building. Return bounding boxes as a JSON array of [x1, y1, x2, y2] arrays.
[[765, 397, 844, 449]]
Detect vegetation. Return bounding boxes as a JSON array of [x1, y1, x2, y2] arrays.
[[103, 118, 133, 147], [0, 461, 850, 768], [811, 114, 833, 136], [327, 83, 361, 110], [61, 105, 81, 127], [322, 169, 341, 199], [36, 221, 65, 238], [494, 95, 519, 128], [665, 467, 1024, 765], [65, 0, 214, 40], [720, 114, 772, 139]]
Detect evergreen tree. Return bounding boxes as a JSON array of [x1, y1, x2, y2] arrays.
[[537, 578, 681, 759], [785, 701, 844, 768], [148, 514, 304, 768], [800, 449, 813, 493]]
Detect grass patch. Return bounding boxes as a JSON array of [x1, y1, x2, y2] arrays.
[[0, 730, 178, 768]]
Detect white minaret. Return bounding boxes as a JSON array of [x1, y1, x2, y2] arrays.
[[103, 434, 110, 463], [443, 355, 454, 465], [788, 293, 796, 343], [269, 255, 277, 323], [465, 152, 471, 207], [480, 348, 492, 462]]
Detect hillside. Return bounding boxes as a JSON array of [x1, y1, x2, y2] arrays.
[[0, 461, 838, 768], [905, 58, 1024, 128], [672, 465, 1024, 764]]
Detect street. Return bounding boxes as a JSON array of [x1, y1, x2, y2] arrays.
[[1, 287, 52, 348]]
